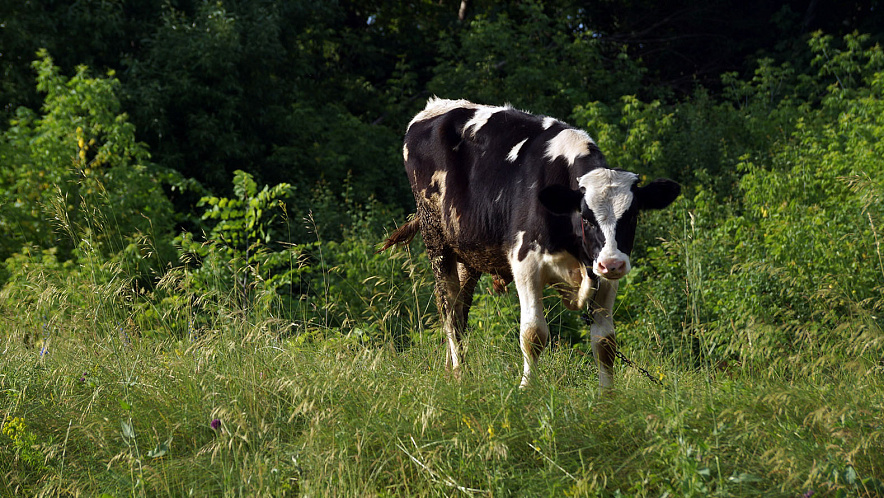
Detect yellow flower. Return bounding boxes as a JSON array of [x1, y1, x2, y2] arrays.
[[1, 416, 25, 440]]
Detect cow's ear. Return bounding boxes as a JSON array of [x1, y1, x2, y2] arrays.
[[635, 178, 681, 210], [539, 184, 583, 214]]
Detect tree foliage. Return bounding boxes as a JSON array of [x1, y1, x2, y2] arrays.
[[0, 51, 176, 271]]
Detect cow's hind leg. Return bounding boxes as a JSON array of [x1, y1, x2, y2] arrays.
[[455, 262, 481, 334], [427, 249, 478, 376]]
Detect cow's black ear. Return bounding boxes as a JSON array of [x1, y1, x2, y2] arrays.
[[539, 184, 583, 214], [635, 178, 681, 210]]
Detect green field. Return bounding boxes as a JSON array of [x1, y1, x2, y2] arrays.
[[2, 305, 882, 496]]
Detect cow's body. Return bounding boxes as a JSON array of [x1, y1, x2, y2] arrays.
[[384, 98, 680, 388]]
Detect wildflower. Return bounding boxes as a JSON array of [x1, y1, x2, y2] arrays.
[[2, 417, 25, 441], [801, 491, 814, 498], [211, 419, 221, 430]]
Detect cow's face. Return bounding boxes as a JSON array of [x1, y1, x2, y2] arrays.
[[539, 170, 681, 280]]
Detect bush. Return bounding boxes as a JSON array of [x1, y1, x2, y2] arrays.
[[611, 32, 884, 372]]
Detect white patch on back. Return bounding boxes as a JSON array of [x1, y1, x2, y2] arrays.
[[542, 116, 558, 130], [545, 128, 594, 165], [407, 97, 479, 130], [506, 138, 528, 162], [462, 104, 511, 137]]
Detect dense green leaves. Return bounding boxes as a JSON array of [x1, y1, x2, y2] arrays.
[[0, 52, 176, 271], [430, 2, 643, 118], [615, 33, 884, 369]]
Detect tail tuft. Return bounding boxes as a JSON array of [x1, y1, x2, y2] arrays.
[[377, 217, 421, 253]]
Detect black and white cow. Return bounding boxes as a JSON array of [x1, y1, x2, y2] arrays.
[[382, 98, 680, 388]]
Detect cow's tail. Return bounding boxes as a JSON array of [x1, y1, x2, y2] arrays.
[[377, 217, 421, 253]]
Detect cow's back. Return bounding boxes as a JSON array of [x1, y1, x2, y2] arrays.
[[403, 98, 589, 274]]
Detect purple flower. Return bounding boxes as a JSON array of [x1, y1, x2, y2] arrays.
[[211, 419, 221, 430], [801, 491, 814, 498]]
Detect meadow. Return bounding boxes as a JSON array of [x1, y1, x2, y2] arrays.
[[2, 280, 883, 497]]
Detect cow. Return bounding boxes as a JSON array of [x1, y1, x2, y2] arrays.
[[381, 98, 680, 388]]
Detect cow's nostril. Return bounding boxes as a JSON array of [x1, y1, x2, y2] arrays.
[[599, 259, 625, 274]]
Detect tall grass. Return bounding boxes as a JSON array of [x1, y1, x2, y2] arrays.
[[3, 311, 884, 496]]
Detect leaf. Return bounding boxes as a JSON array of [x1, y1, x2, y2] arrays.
[[121, 420, 135, 439], [844, 465, 857, 485], [147, 439, 171, 458], [728, 473, 762, 483], [119, 399, 132, 410]]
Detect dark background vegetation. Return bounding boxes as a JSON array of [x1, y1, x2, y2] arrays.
[[1, 0, 883, 365]]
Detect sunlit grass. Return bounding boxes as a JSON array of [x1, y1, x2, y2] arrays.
[[2, 314, 882, 497]]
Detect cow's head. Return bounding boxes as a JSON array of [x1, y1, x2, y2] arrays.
[[539, 169, 680, 280]]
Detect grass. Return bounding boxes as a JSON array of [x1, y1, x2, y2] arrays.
[[2, 315, 883, 497]]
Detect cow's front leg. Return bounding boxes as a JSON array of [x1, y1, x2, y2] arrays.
[[512, 263, 549, 388], [590, 278, 619, 388]]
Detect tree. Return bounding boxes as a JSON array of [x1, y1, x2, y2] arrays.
[[0, 52, 177, 281]]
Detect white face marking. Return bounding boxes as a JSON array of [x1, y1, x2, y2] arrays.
[[402, 143, 409, 162], [578, 169, 639, 277], [545, 128, 595, 165], [579, 169, 637, 222], [506, 138, 528, 162]]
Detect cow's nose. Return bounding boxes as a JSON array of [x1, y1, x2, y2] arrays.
[[598, 259, 625, 276]]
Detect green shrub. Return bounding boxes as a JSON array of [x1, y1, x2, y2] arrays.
[[612, 32, 884, 372]]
